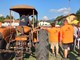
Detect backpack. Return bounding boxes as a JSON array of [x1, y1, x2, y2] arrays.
[[77, 28, 80, 38]]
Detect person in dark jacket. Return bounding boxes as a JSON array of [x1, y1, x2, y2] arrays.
[[19, 15, 30, 34], [19, 15, 30, 26]]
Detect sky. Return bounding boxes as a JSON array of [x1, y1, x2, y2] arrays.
[[0, 0, 80, 20]]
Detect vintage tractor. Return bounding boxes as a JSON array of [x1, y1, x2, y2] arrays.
[[0, 5, 49, 60]]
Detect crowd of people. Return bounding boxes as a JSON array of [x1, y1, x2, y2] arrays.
[[40, 18, 80, 60]]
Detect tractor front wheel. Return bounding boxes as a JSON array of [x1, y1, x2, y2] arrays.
[[36, 29, 49, 60]]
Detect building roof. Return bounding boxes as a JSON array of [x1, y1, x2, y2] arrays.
[[4, 19, 20, 23]]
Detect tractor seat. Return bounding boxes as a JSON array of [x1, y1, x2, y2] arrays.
[[15, 35, 28, 41]]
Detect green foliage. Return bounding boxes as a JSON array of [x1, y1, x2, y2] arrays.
[[6, 15, 10, 19], [56, 15, 63, 21], [5, 15, 13, 19], [17, 18, 20, 20], [0, 16, 5, 22], [0, 15, 14, 22], [76, 9, 80, 21]]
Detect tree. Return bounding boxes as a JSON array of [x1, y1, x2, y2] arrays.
[[5, 15, 14, 19], [55, 15, 64, 25], [0, 16, 5, 22], [56, 15, 63, 21], [76, 9, 80, 21], [6, 15, 10, 19]]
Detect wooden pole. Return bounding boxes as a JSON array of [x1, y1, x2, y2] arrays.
[[10, 10, 12, 19], [10, 10, 12, 26], [36, 14, 39, 42], [36, 14, 38, 27], [68, 0, 71, 15], [32, 10, 35, 43], [33, 9, 34, 28]]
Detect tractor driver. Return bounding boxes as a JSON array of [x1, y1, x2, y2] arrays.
[[19, 15, 30, 26], [17, 15, 31, 35]]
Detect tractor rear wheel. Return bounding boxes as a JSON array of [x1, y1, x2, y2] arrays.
[[36, 29, 49, 60], [0, 33, 7, 60], [0, 39, 7, 49]]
